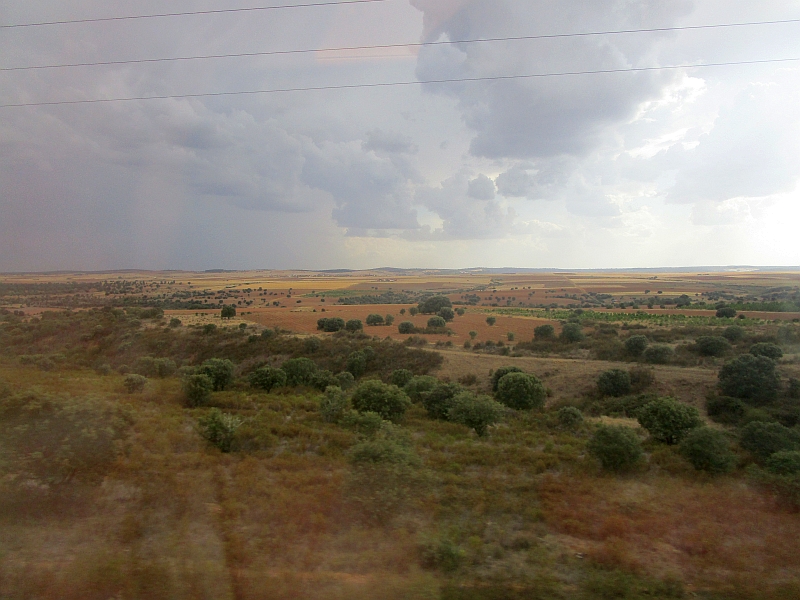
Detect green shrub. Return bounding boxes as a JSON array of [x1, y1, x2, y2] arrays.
[[346, 351, 368, 378], [597, 369, 632, 397], [310, 369, 338, 391], [557, 406, 584, 428], [637, 398, 702, 444], [560, 322, 584, 342], [679, 427, 735, 473], [197, 358, 235, 391], [351, 381, 411, 423], [418, 295, 452, 314], [345, 319, 363, 333], [495, 372, 546, 410], [534, 324, 555, 341], [421, 383, 463, 420], [419, 538, 465, 573], [629, 366, 655, 392], [491, 366, 523, 392], [404, 375, 438, 402], [718, 354, 781, 405], [281, 357, 318, 386], [123, 374, 147, 393], [197, 408, 243, 453], [319, 386, 349, 423], [385, 314, 394, 326], [469, 330, 478, 339], [749, 342, 783, 360], [183, 374, 213, 407], [336, 371, 355, 390], [643, 344, 673, 364], [438, 307, 455, 322], [716, 306, 737, 318], [390, 369, 414, 388], [739, 421, 800, 460], [366, 314, 385, 326], [588, 425, 643, 472], [447, 392, 503, 436], [169, 317, 182, 328], [723, 325, 744, 342], [624, 335, 648, 356], [486, 316, 497, 326], [427, 316, 446, 329], [706, 395, 747, 425], [317, 317, 345, 332], [766, 451, 800, 475], [398, 321, 416, 334], [248, 366, 287, 392], [695, 336, 731, 357], [341, 410, 386, 436]]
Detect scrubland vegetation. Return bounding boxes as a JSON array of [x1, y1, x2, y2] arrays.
[[1, 273, 799, 599]]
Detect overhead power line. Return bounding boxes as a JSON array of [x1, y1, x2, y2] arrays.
[[3, 18, 799, 72], [2, 57, 798, 109], [0, 0, 388, 29]]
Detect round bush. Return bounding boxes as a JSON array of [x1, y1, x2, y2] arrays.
[[534, 324, 555, 341], [679, 427, 735, 473], [624, 335, 648, 357], [398, 321, 416, 335], [749, 342, 783, 361], [716, 307, 737, 318], [183, 373, 213, 407], [491, 366, 523, 392], [335, 371, 355, 390], [722, 325, 744, 342], [421, 383, 463, 420], [495, 372, 546, 410], [310, 369, 338, 391], [248, 366, 287, 392], [486, 316, 497, 326], [351, 380, 411, 423], [448, 392, 503, 436], [197, 358, 235, 391], [765, 451, 800, 475], [345, 319, 363, 333], [718, 354, 780, 405], [317, 317, 345, 332], [437, 307, 455, 322], [404, 375, 438, 402], [390, 369, 415, 388], [637, 397, 702, 444], [705, 395, 746, 425], [588, 425, 643, 472], [643, 344, 673, 364], [597, 369, 632, 397], [427, 316, 446, 329], [695, 336, 731, 357], [366, 314, 385, 326], [560, 323, 584, 343], [418, 295, 452, 315], [281, 357, 318, 387], [319, 386, 349, 423], [346, 351, 368, 378], [123, 374, 147, 393], [739, 421, 800, 461], [557, 406, 584, 428]]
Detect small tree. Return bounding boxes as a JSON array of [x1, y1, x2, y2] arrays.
[[248, 366, 287, 392], [624, 335, 648, 356], [418, 296, 452, 314], [495, 372, 546, 410], [597, 369, 632, 397], [534, 324, 555, 341], [317, 317, 345, 332], [643, 344, 673, 364], [560, 323, 584, 343], [637, 397, 702, 444], [718, 354, 780, 405], [739, 421, 800, 461], [398, 321, 416, 334], [695, 336, 731, 357], [469, 330, 478, 340], [183, 373, 213, 407], [281, 357, 318, 387], [366, 314, 385, 326], [345, 319, 363, 333], [749, 342, 783, 361], [765, 451, 800, 475], [448, 392, 503, 436], [558, 406, 584, 428], [197, 358, 235, 391], [336, 371, 355, 390], [486, 316, 497, 326], [409, 307, 419, 316], [346, 351, 368, 378], [588, 425, 643, 472], [221, 305, 236, 319], [491, 366, 523, 392], [421, 383, 463, 420], [404, 375, 438, 402], [124, 374, 147, 393], [716, 306, 737, 318], [427, 316, 446, 329], [438, 307, 455, 322], [722, 325, 744, 342], [319, 386, 349, 423], [390, 369, 414, 388], [385, 314, 395, 326], [680, 427, 735, 473], [351, 380, 411, 423], [197, 408, 243, 453]]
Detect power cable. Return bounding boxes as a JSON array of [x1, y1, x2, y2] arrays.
[[0, 0, 389, 29], [2, 57, 797, 108], [2, 18, 799, 71]]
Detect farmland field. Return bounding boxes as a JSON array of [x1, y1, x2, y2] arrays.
[[1, 268, 799, 599]]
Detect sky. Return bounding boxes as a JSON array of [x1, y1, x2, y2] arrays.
[[1, 0, 799, 271]]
